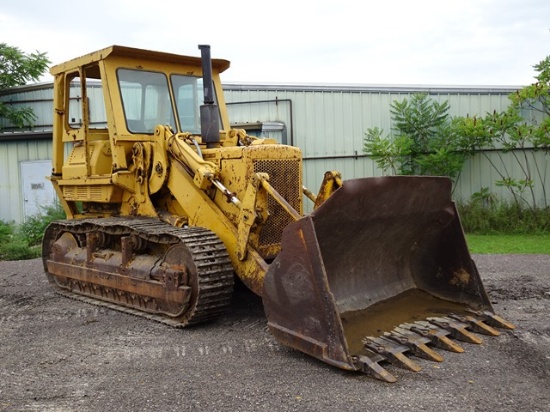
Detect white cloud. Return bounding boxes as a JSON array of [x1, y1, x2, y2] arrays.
[[0, 0, 548, 85]]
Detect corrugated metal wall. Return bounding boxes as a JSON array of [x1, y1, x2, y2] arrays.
[[0, 139, 53, 223], [1, 82, 548, 223], [0, 82, 103, 223], [0, 82, 105, 131], [224, 84, 549, 209], [0, 84, 54, 132]]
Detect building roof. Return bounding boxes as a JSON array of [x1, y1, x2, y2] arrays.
[[1, 79, 521, 97], [222, 82, 521, 95]]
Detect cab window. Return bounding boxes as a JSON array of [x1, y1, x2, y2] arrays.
[[117, 69, 176, 134]]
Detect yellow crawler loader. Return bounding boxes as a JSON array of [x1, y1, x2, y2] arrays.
[[42, 45, 514, 382]]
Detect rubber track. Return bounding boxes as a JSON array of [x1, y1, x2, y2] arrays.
[[43, 218, 235, 327]]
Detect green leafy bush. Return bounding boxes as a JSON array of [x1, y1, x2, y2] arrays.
[[0, 205, 65, 261], [0, 240, 40, 260], [0, 219, 14, 243], [364, 93, 471, 180], [0, 220, 39, 260], [18, 204, 66, 246], [457, 198, 550, 234]]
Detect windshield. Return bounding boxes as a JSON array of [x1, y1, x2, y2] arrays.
[[171, 74, 220, 135], [117, 69, 221, 135], [117, 69, 176, 134]]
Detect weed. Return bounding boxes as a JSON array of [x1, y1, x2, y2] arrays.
[[457, 200, 550, 234], [0, 240, 40, 260], [0, 205, 65, 261], [18, 204, 65, 246]]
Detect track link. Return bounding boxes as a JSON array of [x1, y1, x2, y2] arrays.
[[42, 217, 234, 327]]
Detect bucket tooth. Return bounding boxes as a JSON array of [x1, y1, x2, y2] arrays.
[[428, 317, 483, 344], [405, 322, 465, 353], [387, 328, 444, 362], [448, 314, 500, 336], [354, 353, 397, 383], [363, 336, 422, 372], [467, 310, 516, 330]]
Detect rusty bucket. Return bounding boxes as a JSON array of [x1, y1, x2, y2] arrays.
[[263, 176, 513, 382]]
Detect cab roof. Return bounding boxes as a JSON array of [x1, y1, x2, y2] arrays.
[[50, 45, 231, 75]]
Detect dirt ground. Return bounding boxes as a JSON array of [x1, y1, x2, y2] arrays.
[[1, 255, 549, 412]]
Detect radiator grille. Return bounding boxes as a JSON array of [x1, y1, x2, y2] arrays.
[[253, 159, 301, 253], [63, 186, 110, 202]]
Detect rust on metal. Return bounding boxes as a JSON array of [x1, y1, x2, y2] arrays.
[[263, 176, 515, 381], [448, 313, 500, 336], [363, 336, 422, 372], [43, 218, 234, 326], [428, 317, 484, 344], [385, 328, 444, 362], [407, 321, 466, 353]]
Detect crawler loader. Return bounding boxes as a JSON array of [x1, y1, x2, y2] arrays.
[[42, 45, 514, 382]]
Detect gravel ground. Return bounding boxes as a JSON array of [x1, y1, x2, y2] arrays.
[[1, 255, 549, 412]]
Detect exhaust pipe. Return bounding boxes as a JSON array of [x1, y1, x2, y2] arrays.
[[198, 45, 220, 147]]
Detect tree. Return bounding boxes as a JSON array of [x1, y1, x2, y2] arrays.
[[364, 93, 470, 180], [364, 55, 549, 218], [0, 43, 50, 130], [454, 56, 550, 211]]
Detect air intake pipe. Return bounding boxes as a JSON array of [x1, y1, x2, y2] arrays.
[[198, 45, 220, 147]]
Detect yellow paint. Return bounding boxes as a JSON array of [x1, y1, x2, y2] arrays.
[[49, 45, 307, 293]]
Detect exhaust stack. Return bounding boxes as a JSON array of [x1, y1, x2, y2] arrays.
[[198, 45, 220, 147]]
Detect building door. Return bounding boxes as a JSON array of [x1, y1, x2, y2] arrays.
[[20, 160, 56, 219]]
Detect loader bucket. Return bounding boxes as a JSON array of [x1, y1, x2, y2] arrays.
[[263, 176, 513, 382]]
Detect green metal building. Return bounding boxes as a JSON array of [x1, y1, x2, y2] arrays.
[[1, 81, 547, 223]]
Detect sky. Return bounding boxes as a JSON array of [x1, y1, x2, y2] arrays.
[[0, 0, 549, 87]]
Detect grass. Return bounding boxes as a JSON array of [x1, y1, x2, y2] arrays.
[[465, 233, 550, 254]]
